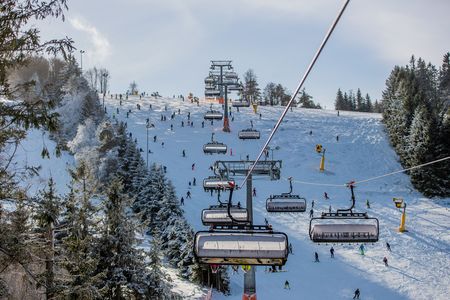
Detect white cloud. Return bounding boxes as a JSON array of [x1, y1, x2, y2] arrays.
[[69, 17, 111, 63]]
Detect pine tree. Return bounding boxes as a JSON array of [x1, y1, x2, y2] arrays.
[[334, 89, 345, 110], [95, 178, 151, 299], [243, 69, 261, 104]]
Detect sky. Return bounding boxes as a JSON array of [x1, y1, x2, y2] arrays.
[[36, 0, 450, 108]]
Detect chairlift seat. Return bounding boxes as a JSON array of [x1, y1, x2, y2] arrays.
[[203, 177, 235, 191], [266, 195, 307, 212], [204, 110, 223, 120], [203, 142, 227, 154], [232, 99, 250, 107], [201, 206, 249, 225], [310, 224, 378, 243], [238, 129, 260, 139], [194, 231, 289, 265]]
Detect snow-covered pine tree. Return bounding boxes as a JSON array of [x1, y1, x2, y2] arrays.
[[34, 177, 64, 298], [94, 178, 151, 298]]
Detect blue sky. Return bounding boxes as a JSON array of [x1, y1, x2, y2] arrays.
[[38, 0, 449, 108]]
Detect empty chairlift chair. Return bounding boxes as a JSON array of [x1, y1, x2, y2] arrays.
[[204, 105, 223, 120], [266, 177, 307, 212], [203, 176, 235, 192], [309, 182, 379, 243], [201, 204, 249, 226], [232, 98, 250, 107], [238, 122, 260, 139], [203, 133, 227, 154], [194, 225, 289, 266]]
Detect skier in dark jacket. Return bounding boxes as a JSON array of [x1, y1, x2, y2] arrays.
[[314, 252, 320, 262], [386, 242, 391, 252], [383, 256, 389, 267], [330, 247, 335, 258], [284, 280, 290, 289], [186, 191, 191, 199], [353, 289, 360, 299]]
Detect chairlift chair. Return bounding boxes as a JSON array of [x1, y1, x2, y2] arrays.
[[205, 89, 221, 97], [204, 110, 223, 120], [201, 204, 249, 226], [238, 128, 260, 139], [203, 133, 227, 154], [309, 182, 379, 243], [232, 98, 250, 107], [203, 176, 235, 191], [194, 226, 289, 266], [266, 177, 307, 212]]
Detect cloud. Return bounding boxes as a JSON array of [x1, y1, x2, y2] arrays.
[[69, 17, 111, 63]]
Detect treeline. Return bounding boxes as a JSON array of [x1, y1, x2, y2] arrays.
[[334, 88, 382, 113], [241, 69, 321, 108], [381, 54, 450, 197]]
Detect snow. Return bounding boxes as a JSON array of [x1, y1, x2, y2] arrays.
[[105, 94, 450, 300]]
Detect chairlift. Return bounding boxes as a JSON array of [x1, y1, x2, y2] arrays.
[[205, 89, 221, 97], [204, 108, 223, 120], [203, 176, 235, 191], [194, 226, 289, 266], [205, 76, 215, 85], [309, 182, 379, 243], [203, 133, 227, 154], [266, 178, 306, 212], [238, 127, 260, 139], [201, 204, 249, 226], [232, 98, 250, 107]]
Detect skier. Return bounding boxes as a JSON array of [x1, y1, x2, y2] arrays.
[[259, 113, 262, 119], [383, 256, 389, 267], [366, 199, 371, 209], [192, 163, 195, 171], [353, 289, 360, 299], [329, 205, 332, 213], [324, 192, 329, 200], [330, 247, 335, 258], [336, 135, 339, 142], [237, 201, 241, 208], [386, 242, 391, 252], [309, 130, 312, 135], [163, 166, 167, 173], [180, 197, 184, 205], [186, 191, 191, 199], [170, 124, 173, 130], [264, 218, 269, 226], [153, 135, 157, 142], [230, 148, 233, 156], [314, 252, 320, 262], [289, 243, 293, 254], [311, 199, 315, 208], [181, 121, 184, 127], [284, 280, 290, 289], [232, 116, 234, 122], [359, 244, 365, 255], [309, 208, 314, 218], [161, 142, 164, 148], [253, 187, 256, 197], [182, 150, 186, 157], [201, 121, 204, 128], [126, 112, 129, 118], [116, 108, 119, 114], [246, 155, 250, 161], [193, 178, 196, 186]]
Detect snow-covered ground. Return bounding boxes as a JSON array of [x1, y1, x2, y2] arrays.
[[105, 94, 450, 300]]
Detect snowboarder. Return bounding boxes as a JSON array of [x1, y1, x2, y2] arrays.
[[284, 280, 290, 289], [386, 242, 391, 252], [353, 289, 360, 299], [191, 163, 195, 170], [383, 256, 389, 267], [182, 150, 186, 157], [309, 208, 314, 218], [366, 199, 371, 209], [330, 247, 335, 258], [359, 244, 365, 255], [311, 199, 315, 208], [186, 191, 191, 199], [324, 192, 329, 200], [289, 243, 293, 254], [253, 187, 256, 197], [314, 252, 320, 262], [180, 197, 184, 205]]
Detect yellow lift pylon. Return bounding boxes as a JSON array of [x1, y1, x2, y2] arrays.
[[315, 144, 325, 172]]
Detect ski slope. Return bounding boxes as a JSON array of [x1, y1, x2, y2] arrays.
[[105, 95, 450, 300]]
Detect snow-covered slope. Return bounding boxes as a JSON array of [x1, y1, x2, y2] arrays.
[[105, 95, 450, 300]]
